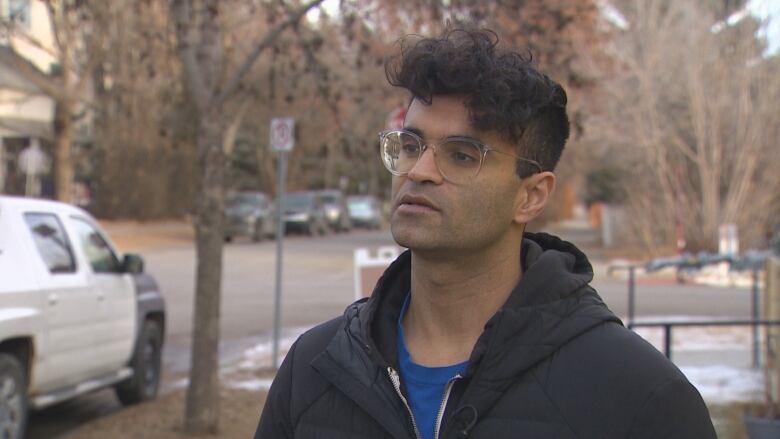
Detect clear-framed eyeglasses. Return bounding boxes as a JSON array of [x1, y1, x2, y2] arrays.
[[379, 129, 543, 184]]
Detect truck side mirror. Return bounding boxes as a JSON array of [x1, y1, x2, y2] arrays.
[[122, 253, 144, 274]]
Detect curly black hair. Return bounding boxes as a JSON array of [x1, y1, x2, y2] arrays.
[[385, 28, 569, 177]]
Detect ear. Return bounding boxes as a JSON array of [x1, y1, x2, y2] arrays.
[[513, 171, 556, 225]]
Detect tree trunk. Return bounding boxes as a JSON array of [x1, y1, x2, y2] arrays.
[[184, 106, 225, 434], [53, 100, 74, 202]]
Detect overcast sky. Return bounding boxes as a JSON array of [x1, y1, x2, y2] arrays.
[[747, 0, 780, 55]]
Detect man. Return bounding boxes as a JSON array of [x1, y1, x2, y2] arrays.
[[255, 28, 717, 439]]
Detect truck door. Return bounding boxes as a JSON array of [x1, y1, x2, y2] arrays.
[[22, 212, 102, 392], [67, 217, 136, 375]]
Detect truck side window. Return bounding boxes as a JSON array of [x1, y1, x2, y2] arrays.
[[70, 217, 121, 273], [23, 213, 77, 274]]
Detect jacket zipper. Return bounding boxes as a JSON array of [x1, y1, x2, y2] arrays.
[[388, 367, 422, 439], [434, 374, 462, 439]]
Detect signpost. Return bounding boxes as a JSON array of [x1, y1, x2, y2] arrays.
[[270, 118, 294, 369]]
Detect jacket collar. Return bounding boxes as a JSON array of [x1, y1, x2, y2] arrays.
[[358, 232, 615, 369]]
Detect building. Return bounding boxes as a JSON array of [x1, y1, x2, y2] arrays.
[[0, 0, 57, 196]]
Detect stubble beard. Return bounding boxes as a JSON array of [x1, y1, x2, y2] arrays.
[[390, 213, 446, 252]]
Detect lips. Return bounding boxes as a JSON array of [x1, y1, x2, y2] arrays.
[[396, 193, 439, 211]]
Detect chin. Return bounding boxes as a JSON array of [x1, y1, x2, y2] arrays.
[[390, 223, 438, 250]]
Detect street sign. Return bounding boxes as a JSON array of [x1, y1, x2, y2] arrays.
[[270, 118, 295, 152]]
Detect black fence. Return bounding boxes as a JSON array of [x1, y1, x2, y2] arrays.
[[627, 319, 780, 363], [609, 251, 777, 367]]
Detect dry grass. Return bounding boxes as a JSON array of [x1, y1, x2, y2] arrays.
[[63, 387, 267, 439]]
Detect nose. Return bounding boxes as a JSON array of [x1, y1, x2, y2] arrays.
[[407, 145, 444, 184]]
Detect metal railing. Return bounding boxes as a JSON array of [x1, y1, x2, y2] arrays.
[[627, 319, 780, 362], [609, 251, 775, 367]]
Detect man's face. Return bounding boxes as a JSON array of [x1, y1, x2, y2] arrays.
[[390, 95, 525, 253]]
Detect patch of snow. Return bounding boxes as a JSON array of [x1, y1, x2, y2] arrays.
[[631, 316, 753, 352], [170, 378, 189, 390], [235, 326, 311, 370], [681, 365, 763, 403], [627, 315, 766, 403], [225, 378, 275, 392]]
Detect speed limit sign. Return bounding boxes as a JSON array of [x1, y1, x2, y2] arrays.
[[270, 118, 295, 152]]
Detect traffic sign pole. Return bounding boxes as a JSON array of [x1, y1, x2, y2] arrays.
[[270, 118, 294, 370], [272, 150, 287, 370]]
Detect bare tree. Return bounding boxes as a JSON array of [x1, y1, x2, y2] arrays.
[[593, 0, 779, 252], [170, 0, 323, 433], [88, 1, 194, 219]]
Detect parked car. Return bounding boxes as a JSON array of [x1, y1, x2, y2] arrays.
[[224, 191, 276, 242], [316, 189, 352, 233], [0, 196, 166, 439], [281, 191, 329, 236], [346, 195, 383, 230]]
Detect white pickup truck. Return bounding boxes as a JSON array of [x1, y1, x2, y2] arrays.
[[0, 195, 166, 439]]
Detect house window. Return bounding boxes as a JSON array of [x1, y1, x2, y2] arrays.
[[5, 0, 30, 28]]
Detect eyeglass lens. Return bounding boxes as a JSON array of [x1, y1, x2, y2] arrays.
[[381, 131, 483, 183]]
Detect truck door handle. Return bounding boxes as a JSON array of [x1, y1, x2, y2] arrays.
[[48, 294, 58, 305]]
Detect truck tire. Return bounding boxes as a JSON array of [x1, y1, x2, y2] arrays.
[[115, 320, 162, 405], [0, 353, 27, 439]]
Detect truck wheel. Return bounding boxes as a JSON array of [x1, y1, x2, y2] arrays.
[[115, 320, 162, 405], [0, 354, 27, 439]]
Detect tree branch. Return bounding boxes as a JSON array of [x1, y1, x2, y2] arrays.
[[0, 46, 62, 98], [75, 49, 104, 96], [43, 0, 65, 57], [172, 0, 211, 111], [217, 0, 324, 103], [0, 20, 59, 58]]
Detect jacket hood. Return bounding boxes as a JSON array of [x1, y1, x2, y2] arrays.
[[346, 232, 620, 373]]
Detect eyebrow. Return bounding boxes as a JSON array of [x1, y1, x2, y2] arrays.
[[403, 126, 425, 138], [402, 126, 484, 144]]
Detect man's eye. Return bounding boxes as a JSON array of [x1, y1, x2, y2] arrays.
[[445, 142, 480, 164], [452, 152, 476, 162], [402, 143, 420, 154]]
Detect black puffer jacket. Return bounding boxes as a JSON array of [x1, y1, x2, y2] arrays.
[[255, 233, 717, 438]]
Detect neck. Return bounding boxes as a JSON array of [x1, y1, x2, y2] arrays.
[[402, 233, 525, 367]]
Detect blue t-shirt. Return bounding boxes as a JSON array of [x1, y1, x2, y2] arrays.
[[397, 293, 469, 439]]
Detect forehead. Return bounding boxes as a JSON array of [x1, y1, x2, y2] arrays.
[[404, 96, 515, 155], [404, 96, 475, 138]]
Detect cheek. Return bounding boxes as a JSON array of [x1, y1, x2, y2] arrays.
[[459, 185, 518, 228]]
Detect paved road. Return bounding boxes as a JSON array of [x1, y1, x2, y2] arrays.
[[28, 229, 755, 437]]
